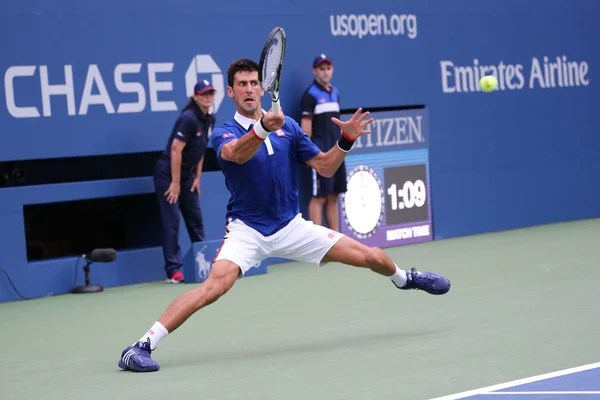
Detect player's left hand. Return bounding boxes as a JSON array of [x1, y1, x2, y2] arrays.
[[331, 108, 374, 140]]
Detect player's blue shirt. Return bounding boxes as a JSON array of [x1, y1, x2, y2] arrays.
[[211, 112, 321, 236]]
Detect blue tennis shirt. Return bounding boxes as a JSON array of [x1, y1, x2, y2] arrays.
[[211, 112, 321, 236]]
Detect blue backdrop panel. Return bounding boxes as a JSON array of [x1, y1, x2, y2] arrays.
[[182, 240, 268, 283], [0, 173, 230, 303], [1, 0, 599, 302]]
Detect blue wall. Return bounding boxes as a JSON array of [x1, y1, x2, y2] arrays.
[[0, 174, 231, 302], [1, 0, 599, 302]]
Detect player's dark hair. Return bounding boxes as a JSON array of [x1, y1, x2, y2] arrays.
[[227, 58, 259, 87]]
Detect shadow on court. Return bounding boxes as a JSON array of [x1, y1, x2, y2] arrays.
[[155, 327, 447, 370]]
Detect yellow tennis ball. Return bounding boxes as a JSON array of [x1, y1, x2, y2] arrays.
[[480, 75, 498, 92]]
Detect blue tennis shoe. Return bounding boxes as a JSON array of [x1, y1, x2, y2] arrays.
[[118, 338, 160, 372], [394, 267, 451, 295]]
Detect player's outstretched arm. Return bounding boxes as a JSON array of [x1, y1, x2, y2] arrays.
[[221, 110, 285, 164], [306, 108, 373, 177]]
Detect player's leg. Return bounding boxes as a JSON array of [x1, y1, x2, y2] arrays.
[[322, 236, 394, 275], [156, 260, 239, 333], [270, 215, 450, 295], [322, 236, 450, 294], [118, 260, 239, 372], [118, 218, 269, 372]]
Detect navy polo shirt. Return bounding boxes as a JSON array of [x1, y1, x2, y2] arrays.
[[301, 80, 341, 152], [210, 112, 321, 236], [162, 103, 215, 171]]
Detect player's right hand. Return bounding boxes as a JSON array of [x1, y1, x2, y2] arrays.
[[261, 108, 285, 132]]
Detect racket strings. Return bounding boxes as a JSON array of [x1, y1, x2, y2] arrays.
[[261, 35, 284, 90]]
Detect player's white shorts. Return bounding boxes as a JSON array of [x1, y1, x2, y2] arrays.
[[213, 213, 345, 276]]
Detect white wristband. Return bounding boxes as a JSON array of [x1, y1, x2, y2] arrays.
[[252, 118, 271, 140]]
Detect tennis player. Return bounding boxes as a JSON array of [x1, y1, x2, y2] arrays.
[[118, 59, 451, 372]]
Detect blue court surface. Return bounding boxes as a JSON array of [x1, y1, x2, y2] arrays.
[[432, 363, 600, 400]]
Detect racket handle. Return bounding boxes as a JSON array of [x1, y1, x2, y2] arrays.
[[272, 99, 280, 115]]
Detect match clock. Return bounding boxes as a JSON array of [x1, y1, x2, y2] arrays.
[[341, 165, 385, 239], [383, 164, 430, 225]]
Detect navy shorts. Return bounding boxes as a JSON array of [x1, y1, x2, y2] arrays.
[[311, 161, 347, 196]]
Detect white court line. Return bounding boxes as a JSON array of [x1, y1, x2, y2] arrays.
[[486, 392, 600, 395], [430, 361, 600, 400]]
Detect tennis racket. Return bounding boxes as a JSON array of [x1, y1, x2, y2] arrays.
[[258, 26, 286, 115]]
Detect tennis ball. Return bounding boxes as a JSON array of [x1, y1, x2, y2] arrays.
[[480, 75, 498, 93]]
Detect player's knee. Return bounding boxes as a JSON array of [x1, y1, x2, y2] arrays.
[[194, 276, 232, 308], [211, 278, 233, 299], [352, 246, 378, 267], [364, 247, 385, 267], [195, 282, 221, 308]]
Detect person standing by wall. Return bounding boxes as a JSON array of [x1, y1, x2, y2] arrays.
[[300, 54, 345, 231], [153, 80, 216, 283]]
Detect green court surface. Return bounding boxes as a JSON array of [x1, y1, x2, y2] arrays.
[[1, 218, 599, 400]]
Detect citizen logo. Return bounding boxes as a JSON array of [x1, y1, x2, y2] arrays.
[[353, 115, 424, 149]]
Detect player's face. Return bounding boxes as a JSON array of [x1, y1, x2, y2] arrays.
[[227, 71, 263, 117], [313, 63, 334, 86], [194, 91, 215, 111]]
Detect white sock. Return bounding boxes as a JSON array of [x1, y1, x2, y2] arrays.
[[390, 264, 407, 287], [137, 321, 169, 350]]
